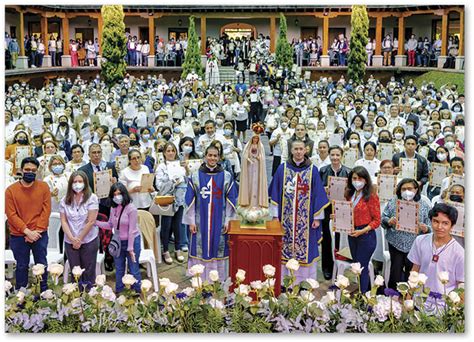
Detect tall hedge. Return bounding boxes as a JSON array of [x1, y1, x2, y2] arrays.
[[275, 13, 294, 69], [347, 5, 369, 84], [181, 16, 203, 79], [101, 5, 127, 86]]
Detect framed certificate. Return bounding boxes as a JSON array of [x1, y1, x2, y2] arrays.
[[115, 155, 129, 173], [94, 169, 112, 199], [400, 158, 417, 180], [326, 117, 336, 132], [450, 174, 464, 188], [343, 148, 358, 168], [29, 115, 44, 136], [304, 71, 311, 80], [328, 176, 347, 201], [5, 160, 13, 176], [15, 146, 32, 168], [156, 152, 165, 164], [328, 133, 343, 147], [377, 174, 397, 202], [276, 69, 283, 78], [448, 201, 464, 237], [429, 163, 449, 187], [377, 143, 395, 161], [140, 174, 155, 192], [249, 63, 256, 73], [396, 200, 419, 234], [186, 159, 202, 175], [405, 125, 414, 137], [332, 200, 354, 234]]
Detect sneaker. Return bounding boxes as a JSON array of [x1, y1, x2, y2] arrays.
[[163, 251, 173, 264], [176, 250, 185, 263], [181, 246, 188, 252]]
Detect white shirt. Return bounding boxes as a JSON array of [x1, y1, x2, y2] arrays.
[[354, 157, 381, 183], [118, 165, 152, 209]]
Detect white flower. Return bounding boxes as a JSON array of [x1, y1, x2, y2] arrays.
[[209, 270, 220, 282], [300, 290, 315, 302], [72, 266, 85, 278], [373, 296, 402, 321], [342, 289, 351, 298], [335, 275, 350, 289], [122, 274, 137, 287], [5, 280, 12, 293], [458, 282, 465, 289], [48, 263, 64, 277], [408, 271, 419, 284], [350, 262, 364, 275], [71, 298, 82, 308], [417, 273, 428, 286], [305, 278, 319, 290], [448, 291, 461, 304], [243, 296, 253, 303], [16, 291, 25, 303], [40, 289, 55, 300], [263, 278, 276, 289], [88, 287, 99, 297], [262, 264, 276, 277], [404, 299, 414, 311], [374, 275, 385, 287], [236, 284, 250, 296], [117, 295, 126, 305], [159, 278, 171, 288], [235, 269, 246, 282], [286, 258, 300, 272], [189, 264, 205, 276], [209, 298, 225, 310], [100, 285, 116, 301], [250, 280, 263, 290], [182, 287, 195, 297], [141, 279, 153, 293], [62, 283, 78, 295], [32, 264, 46, 276], [165, 282, 179, 295], [321, 291, 336, 304], [365, 291, 372, 299], [191, 277, 202, 289], [438, 271, 449, 285], [95, 274, 106, 287]]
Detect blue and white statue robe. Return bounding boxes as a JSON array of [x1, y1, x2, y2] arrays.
[[269, 161, 329, 283], [183, 168, 238, 281]]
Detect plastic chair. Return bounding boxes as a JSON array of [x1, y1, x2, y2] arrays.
[[29, 212, 63, 266], [5, 216, 15, 278], [63, 252, 105, 283], [138, 229, 159, 292], [330, 220, 375, 286]]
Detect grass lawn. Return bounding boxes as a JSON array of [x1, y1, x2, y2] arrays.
[[412, 70, 465, 94]]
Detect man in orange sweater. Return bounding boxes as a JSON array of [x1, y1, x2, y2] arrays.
[[5, 157, 51, 291]]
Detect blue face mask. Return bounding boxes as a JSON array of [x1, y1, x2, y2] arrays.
[[224, 129, 233, 136], [51, 165, 64, 175], [182, 146, 193, 154], [22, 172, 36, 183]]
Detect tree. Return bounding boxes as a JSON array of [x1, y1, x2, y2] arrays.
[[275, 13, 294, 69], [101, 5, 127, 86], [347, 5, 369, 84], [181, 16, 203, 79]]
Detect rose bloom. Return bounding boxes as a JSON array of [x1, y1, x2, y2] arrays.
[[122, 274, 137, 287], [159, 278, 171, 288], [189, 264, 205, 276], [374, 275, 385, 287], [48, 263, 64, 277], [41, 289, 55, 300], [235, 269, 246, 282], [32, 264, 46, 276], [263, 264, 276, 277], [305, 278, 319, 289], [72, 266, 85, 278], [438, 271, 449, 285], [350, 262, 363, 275], [250, 280, 263, 290], [404, 299, 414, 311], [95, 274, 106, 286], [209, 270, 220, 282], [335, 275, 350, 289], [448, 291, 461, 304], [141, 279, 153, 292], [286, 258, 300, 271]]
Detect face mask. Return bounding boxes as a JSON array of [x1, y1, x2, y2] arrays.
[[51, 165, 64, 175], [216, 119, 224, 126], [72, 182, 85, 193], [449, 194, 463, 203], [173, 127, 181, 134], [163, 134, 171, 141], [281, 123, 288, 129], [224, 129, 233, 136], [430, 103, 436, 109], [419, 140, 428, 146], [363, 131, 372, 139], [142, 134, 150, 140], [17, 138, 28, 145], [428, 136, 434, 143], [394, 133, 403, 140], [113, 195, 123, 205], [454, 107, 461, 113], [401, 190, 416, 201], [125, 120, 133, 127], [444, 141, 455, 150], [59, 121, 68, 128], [22, 172, 36, 183], [369, 106, 375, 111], [352, 180, 365, 191], [338, 104, 345, 110], [455, 119, 464, 126], [437, 153, 447, 161], [182, 146, 193, 154], [185, 112, 193, 118], [350, 139, 359, 146]]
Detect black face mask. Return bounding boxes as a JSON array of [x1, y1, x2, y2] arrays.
[[59, 121, 68, 127], [163, 134, 171, 141], [379, 138, 391, 143], [44, 118, 52, 124], [449, 194, 463, 203], [17, 138, 28, 145], [455, 120, 464, 126], [419, 140, 428, 146]]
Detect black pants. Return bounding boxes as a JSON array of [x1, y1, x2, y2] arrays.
[[271, 156, 282, 176], [65, 236, 99, 288], [160, 206, 183, 253], [388, 243, 413, 290], [321, 205, 340, 276]]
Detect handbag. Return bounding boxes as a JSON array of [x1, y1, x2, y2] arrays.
[[107, 206, 125, 257]]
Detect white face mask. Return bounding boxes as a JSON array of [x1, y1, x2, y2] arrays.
[[350, 139, 359, 146], [72, 182, 85, 193], [352, 180, 366, 191], [113, 195, 123, 205], [394, 133, 404, 140], [437, 153, 447, 161], [281, 122, 288, 129], [363, 131, 372, 139], [444, 141, 455, 150], [401, 190, 416, 201]]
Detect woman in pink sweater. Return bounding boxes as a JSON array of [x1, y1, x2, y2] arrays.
[[96, 183, 141, 293]]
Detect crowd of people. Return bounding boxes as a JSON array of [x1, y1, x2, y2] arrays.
[[4, 68, 465, 307]]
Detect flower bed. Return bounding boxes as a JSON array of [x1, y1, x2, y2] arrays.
[[4, 261, 464, 333]]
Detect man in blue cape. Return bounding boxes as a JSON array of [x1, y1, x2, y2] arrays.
[[269, 140, 329, 283], [183, 144, 238, 281]]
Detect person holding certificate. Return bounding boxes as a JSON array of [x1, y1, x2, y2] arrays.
[[354, 141, 380, 183], [426, 145, 450, 200], [381, 178, 431, 290], [5, 130, 31, 173], [392, 135, 429, 187], [118, 149, 153, 210], [155, 142, 188, 264], [345, 166, 381, 293]]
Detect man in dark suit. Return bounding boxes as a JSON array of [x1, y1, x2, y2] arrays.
[[78, 143, 118, 216], [392, 135, 429, 188], [319, 146, 352, 280]]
